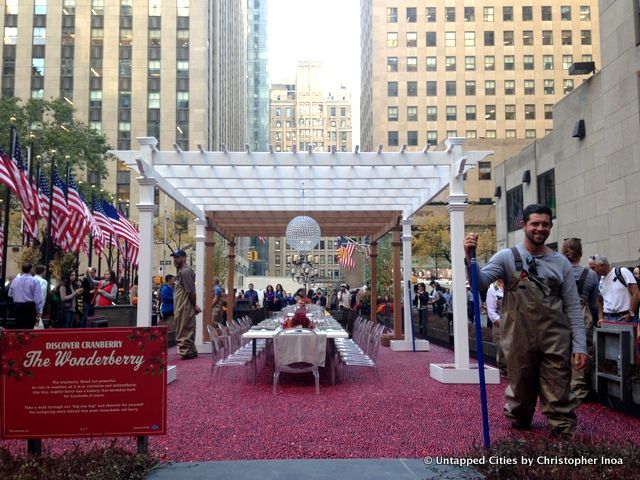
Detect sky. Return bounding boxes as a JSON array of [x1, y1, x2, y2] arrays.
[[267, 0, 361, 142]]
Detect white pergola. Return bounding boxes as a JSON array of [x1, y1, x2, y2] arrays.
[[110, 137, 498, 384]]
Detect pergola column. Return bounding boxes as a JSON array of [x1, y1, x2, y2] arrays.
[[391, 227, 402, 339], [390, 220, 429, 351], [226, 240, 236, 325], [203, 225, 216, 336], [135, 177, 157, 328], [369, 241, 377, 323], [194, 219, 206, 348], [430, 137, 499, 383]]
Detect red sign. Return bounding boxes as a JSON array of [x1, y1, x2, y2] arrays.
[[0, 327, 167, 439]]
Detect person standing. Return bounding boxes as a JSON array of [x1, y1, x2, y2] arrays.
[[211, 277, 223, 325], [33, 265, 48, 324], [8, 262, 43, 329], [414, 282, 429, 337], [337, 284, 351, 310], [244, 283, 259, 308], [485, 278, 507, 378], [159, 274, 175, 331], [92, 270, 118, 306], [588, 255, 639, 327], [561, 238, 599, 402], [79, 267, 98, 327], [464, 204, 587, 439], [172, 249, 201, 359], [59, 271, 83, 328]]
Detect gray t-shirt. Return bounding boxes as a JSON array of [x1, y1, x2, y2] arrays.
[[571, 265, 599, 323], [475, 243, 587, 354]]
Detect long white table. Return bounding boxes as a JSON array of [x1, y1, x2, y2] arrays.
[[242, 322, 348, 385]]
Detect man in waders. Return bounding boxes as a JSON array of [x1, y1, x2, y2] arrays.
[[464, 204, 587, 439], [172, 249, 201, 359]]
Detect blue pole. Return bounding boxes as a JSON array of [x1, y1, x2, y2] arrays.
[[469, 246, 491, 448], [408, 280, 416, 352]]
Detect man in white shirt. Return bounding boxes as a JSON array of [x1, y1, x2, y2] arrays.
[[33, 265, 48, 318], [337, 284, 351, 310], [8, 263, 43, 329], [588, 255, 639, 325], [485, 278, 506, 377]]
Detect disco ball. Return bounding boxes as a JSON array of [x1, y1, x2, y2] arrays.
[[285, 215, 321, 252]]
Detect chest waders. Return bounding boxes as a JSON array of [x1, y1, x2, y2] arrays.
[[174, 270, 197, 358], [502, 248, 577, 436]]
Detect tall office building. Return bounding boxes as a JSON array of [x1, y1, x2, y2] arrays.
[[0, 0, 246, 273], [360, 0, 601, 152], [246, 0, 269, 152]]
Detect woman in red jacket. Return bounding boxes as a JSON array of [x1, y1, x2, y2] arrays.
[[92, 270, 118, 306]]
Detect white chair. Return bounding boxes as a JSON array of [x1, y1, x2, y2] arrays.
[[273, 328, 322, 395], [207, 325, 252, 381]]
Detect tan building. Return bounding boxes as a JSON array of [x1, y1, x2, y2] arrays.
[[360, 0, 601, 152], [494, 0, 640, 267], [0, 0, 246, 277], [267, 62, 355, 288]]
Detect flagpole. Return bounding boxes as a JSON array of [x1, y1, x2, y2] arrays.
[[107, 233, 113, 271], [44, 152, 56, 284], [0, 120, 16, 323], [87, 193, 94, 268]]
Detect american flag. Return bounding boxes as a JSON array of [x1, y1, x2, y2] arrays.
[[0, 150, 17, 193], [336, 236, 356, 270], [7, 132, 38, 239], [102, 201, 139, 266], [92, 197, 117, 249], [0, 224, 4, 269], [51, 167, 72, 247], [66, 172, 91, 253], [38, 172, 67, 249], [258, 236, 266, 244]]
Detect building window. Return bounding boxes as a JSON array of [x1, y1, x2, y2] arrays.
[[406, 32, 417, 47], [522, 6, 533, 21], [485, 80, 496, 95], [538, 169, 556, 217], [525, 104, 536, 119], [561, 6, 572, 21], [388, 131, 399, 146], [542, 6, 552, 21], [485, 56, 495, 71], [503, 6, 513, 21], [445, 56, 456, 71], [446, 106, 457, 121], [580, 6, 591, 21], [504, 80, 515, 95], [425, 32, 436, 46], [426, 7, 436, 22], [445, 7, 456, 22], [543, 55, 554, 69], [464, 31, 475, 46], [177, 91, 189, 108], [387, 56, 398, 72], [446, 130, 457, 138], [466, 130, 477, 138], [562, 30, 572, 45], [445, 31, 456, 47], [562, 55, 574, 69], [483, 7, 494, 21], [582, 54, 593, 62], [466, 106, 476, 120], [484, 31, 495, 46], [406, 7, 417, 22], [465, 56, 476, 71], [387, 32, 398, 47], [478, 161, 491, 180], [503, 31, 514, 46], [426, 56, 436, 71], [387, 106, 398, 121], [485, 105, 496, 120], [506, 185, 524, 232], [486, 130, 497, 138], [177, 0, 189, 16], [407, 81, 418, 96], [505, 104, 516, 120], [426, 106, 437, 121], [525, 129, 537, 138], [426, 131, 438, 146], [524, 79, 535, 95], [524, 55, 534, 70], [465, 80, 476, 95], [426, 81, 437, 96], [407, 106, 418, 121], [544, 79, 555, 94], [387, 81, 398, 96], [506, 129, 516, 138], [503, 55, 514, 71], [464, 7, 475, 21], [407, 131, 418, 146], [544, 104, 553, 119], [523, 30, 534, 46], [407, 56, 417, 71], [581, 30, 592, 45], [563, 79, 574, 93], [149, 0, 161, 16], [446, 81, 456, 96], [387, 7, 397, 22]]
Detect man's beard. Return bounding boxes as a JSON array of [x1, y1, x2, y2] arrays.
[[525, 229, 548, 246]]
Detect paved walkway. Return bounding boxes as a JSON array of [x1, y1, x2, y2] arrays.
[[146, 459, 483, 480]]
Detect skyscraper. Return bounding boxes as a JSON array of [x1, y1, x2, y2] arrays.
[[360, 0, 601, 151], [246, 0, 269, 152]]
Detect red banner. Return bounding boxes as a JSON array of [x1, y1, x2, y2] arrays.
[[1, 327, 167, 439]]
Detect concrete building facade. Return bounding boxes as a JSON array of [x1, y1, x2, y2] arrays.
[[246, 0, 269, 152], [494, 0, 640, 267]]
